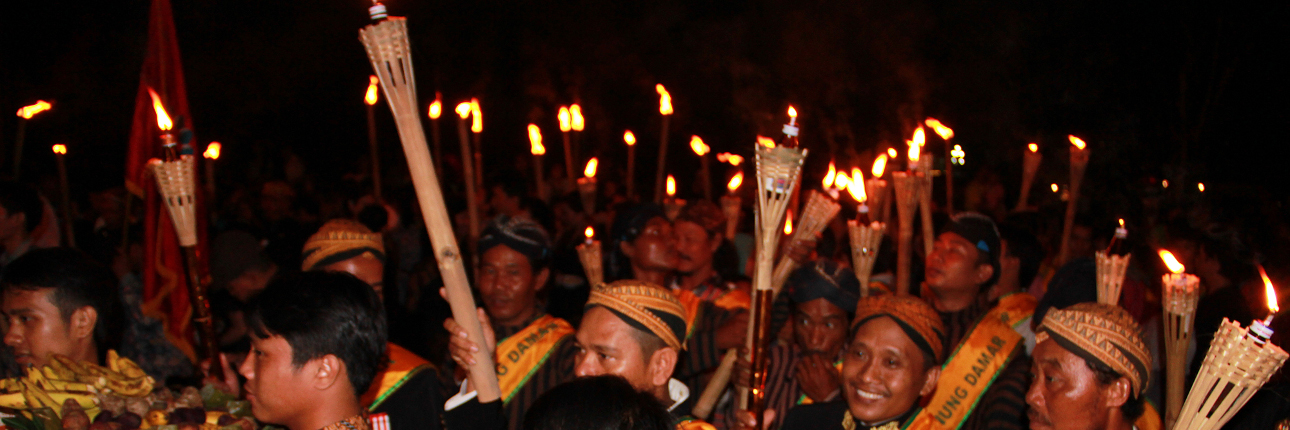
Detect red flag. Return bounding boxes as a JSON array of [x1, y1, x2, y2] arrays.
[[125, 0, 208, 362]]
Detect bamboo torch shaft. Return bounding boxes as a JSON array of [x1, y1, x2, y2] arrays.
[[431, 118, 443, 176], [626, 144, 636, 199], [367, 104, 382, 200], [534, 154, 546, 202], [562, 132, 575, 186], [1057, 149, 1088, 265], [457, 117, 481, 275], [653, 117, 670, 203], [181, 246, 222, 380], [55, 153, 75, 248]]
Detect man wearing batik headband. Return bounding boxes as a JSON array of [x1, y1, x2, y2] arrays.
[[916, 212, 1036, 430], [300, 219, 443, 430], [443, 215, 577, 430], [1027, 303, 1152, 430]]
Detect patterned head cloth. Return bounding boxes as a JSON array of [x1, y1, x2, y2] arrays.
[[787, 259, 861, 313], [675, 200, 726, 236], [301, 219, 385, 271], [478, 215, 553, 269], [585, 280, 689, 351], [1036, 302, 1152, 396], [853, 295, 947, 364]]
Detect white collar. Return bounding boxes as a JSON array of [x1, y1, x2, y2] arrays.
[[667, 378, 690, 412]]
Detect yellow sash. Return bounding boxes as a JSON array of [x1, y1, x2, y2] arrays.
[[361, 343, 433, 411], [711, 286, 752, 310], [907, 293, 1036, 430], [796, 359, 845, 405], [672, 289, 706, 340], [675, 416, 717, 430], [1135, 400, 1161, 430], [494, 315, 575, 404]]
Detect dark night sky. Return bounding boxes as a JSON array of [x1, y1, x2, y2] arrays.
[[1, 0, 1286, 206]]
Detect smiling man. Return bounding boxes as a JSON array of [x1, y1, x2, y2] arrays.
[[1, 248, 124, 369], [238, 271, 386, 430]]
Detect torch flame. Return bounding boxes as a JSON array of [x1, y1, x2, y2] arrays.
[[835, 172, 850, 191], [1159, 250, 1185, 274], [727, 172, 743, 192], [872, 154, 888, 178], [365, 76, 379, 106], [528, 124, 546, 155], [908, 139, 921, 165], [924, 118, 954, 140], [690, 136, 709, 156], [52, 144, 67, 155], [1068, 135, 1086, 150], [16, 101, 52, 119], [624, 130, 636, 146], [470, 98, 482, 133], [784, 211, 794, 235], [584, 158, 599, 178], [848, 168, 867, 203], [204, 142, 222, 160], [656, 84, 673, 115], [756, 136, 776, 148], [788, 106, 798, 119], [717, 153, 743, 166], [1028, 143, 1039, 153], [667, 175, 676, 196], [585, 226, 595, 240], [1258, 265, 1280, 314], [1118, 218, 1125, 227], [823, 161, 837, 189], [1051, 183, 1059, 192], [1198, 183, 1206, 192], [912, 127, 926, 147], [455, 102, 471, 119], [429, 99, 442, 119], [558, 106, 571, 132], [147, 88, 173, 131], [571, 104, 585, 131], [887, 148, 898, 158]]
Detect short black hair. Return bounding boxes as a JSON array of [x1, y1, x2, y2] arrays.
[[0, 182, 44, 234], [1086, 358, 1146, 420], [0, 248, 125, 362], [999, 224, 1044, 288], [245, 271, 387, 396], [488, 171, 531, 206], [522, 375, 673, 430]]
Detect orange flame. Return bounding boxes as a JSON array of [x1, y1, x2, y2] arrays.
[[1258, 265, 1280, 314], [1198, 183, 1206, 192], [784, 211, 794, 235], [757, 136, 776, 148], [835, 172, 850, 191], [585, 226, 595, 240], [690, 135, 709, 156], [16, 101, 52, 119], [1119, 218, 1125, 227], [558, 106, 571, 132], [1051, 183, 1059, 192], [872, 154, 888, 178], [365, 75, 379, 105], [528, 124, 546, 155], [428, 99, 442, 119], [788, 106, 798, 119], [470, 98, 482, 133], [924, 118, 954, 140], [1068, 135, 1086, 150], [584, 158, 599, 178], [204, 142, 222, 160], [1028, 143, 1039, 153], [887, 148, 898, 158], [717, 153, 743, 166], [52, 144, 67, 155], [823, 161, 837, 189], [571, 104, 585, 131], [848, 169, 867, 203], [455, 102, 471, 119], [727, 171, 744, 192], [908, 138, 921, 165], [912, 127, 926, 147], [1159, 250, 1185, 274], [656, 84, 673, 115], [667, 175, 676, 196], [624, 130, 636, 146], [147, 88, 173, 131]]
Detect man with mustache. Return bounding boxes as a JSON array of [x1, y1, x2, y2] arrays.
[[1026, 303, 1152, 430], [669, 201, 749, 389]]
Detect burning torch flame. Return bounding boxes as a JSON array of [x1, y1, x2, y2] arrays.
[[784, 211, 794, 235], [1258, 265, 1280, 314], [666, 175, 676, 196], [835, 172, 850, 191], [455, 102, 471, 119], [717, 153, 744, 166], [1159, 250, 1185, 274], [1068, 135, 1086, 150], [585, 226, 595, 240], [428, 99, 442, 119], [147, 88, 173, 131], [16, 101, 52, 119], [924, 118, 954, 140], [823, 161, 837, 189], [1028, 143, 1039, 153], [1198, 183, 1206, 192], [624, 130, 636, 146], [788, 106, 798, 119], [656, 84, 673, 115], [558, 106, 571, 132], [690, 136, 710, 156], [204, 142, 222, 160], [365, 76, 379, 106], [528, 124, 545, 155], [584, 158, 599, 178], [727, 171, 743, 192], [872, 154, 888, 179], [887, 148, 898, 158], [571, 104, 585, 131], [1051, 183, 1059, 192], [908, 139, 921, 165], [757, 136, 776, 148], [912, 127, 926, 147], [848, 168, 867, 203], [470, 98, 482, 133], [1119, 218, 1125, 227], [52, 144, 66, 155]]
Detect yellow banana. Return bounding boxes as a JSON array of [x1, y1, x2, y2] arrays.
[[115, 355, 148, 379], [40, 378, 95, 393], [48, 391, 98, 410], [0, 391, 29, 408], [45, 358, 77, 380], [21, 380, 60, 415], [107, 350, 121, 373]]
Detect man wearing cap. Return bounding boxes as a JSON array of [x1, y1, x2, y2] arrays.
[[1027, 303, 1154, 430], [444, 215, 578, 430], [300, 219, 442, 430], [914, 212, 1035, 430]]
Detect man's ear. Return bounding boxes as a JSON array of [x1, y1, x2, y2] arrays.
[[974, 262, 995, 285], [648, 347, 679, 388], [619, 240, 636, 259], [534, 268, 551, 293], [919, 365, 942, 397], [707, 232, 723, 253], [1103, 376, 1131, 409], [70, 306, 98, 341], [312, 354, 346, 391]]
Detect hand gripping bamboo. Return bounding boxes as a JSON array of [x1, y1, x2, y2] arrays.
[[360, 17, 501, 402], [770, 190, 840, 296], [1174, 319, 1286, 430]]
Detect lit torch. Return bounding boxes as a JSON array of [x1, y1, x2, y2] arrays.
[[1159, 249, 1200, 428], [722, 171, 744, 239], [14, 100, 55, 177], [454, 101, 481, 260], [578, 158, 599, 215], [51, 144, 74, 248], [529, 124, 547, 201], [625, 130, 637, 198], [469, 98, 483, 193], [1016, 142, 1043, 211], [691, 135, 712, 200], [847, 165, 885, 297], [654, 84, 674, 202], [926, 118, 956, 214], [559, 106, 574, 183], [428, 92, 444, 175], [364, 76, 383, 199], [908, 127, 934, 257], [664, 174, 685, 221], [1056, 135, 1090, 266], [866, 154, 891, 224], [576, 226, 604, 288], [203, 141, 221, 199]]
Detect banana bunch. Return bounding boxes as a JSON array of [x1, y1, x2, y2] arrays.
[[0, 365, 98, 417], [0, 350, 154, 417]]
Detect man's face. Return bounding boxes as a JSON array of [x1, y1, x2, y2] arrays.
[[925, 232, 991, 294], [0, 206, 24, 242], [2, 288, 83, 368], [321, 256, 385, 301], [239, 334, 315, 427], [842, 316, 938, 423], [489, 186, 521, 217], [673, 221, 718, 275], [573, 307, 659, 392], [479, 245, 543, 327], [792, 298, 849, 358], [1026, 340, 1113, 430], [622, 217, 678, 273]]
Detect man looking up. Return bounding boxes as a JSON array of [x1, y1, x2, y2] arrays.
[[2, 248, 124, 368], [607, 204, 679, 287], [1027, 303, 1152, 430], [239, 271, 385, 430]]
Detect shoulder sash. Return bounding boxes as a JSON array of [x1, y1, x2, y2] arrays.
[[495, 314, 575, 405], [362, 343, 433, 411]]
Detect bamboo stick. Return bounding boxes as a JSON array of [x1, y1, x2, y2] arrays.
[[692, 348, 738, 419], [849, 220, 886, 297], [892, 172, 923, 295], [1016, 145, 1042, 211], [1174, 319, 1286, 430], [576, 233, 603, 288], [1162, 269, 1200, 429], [1056, 140, 1088, 266], [770, 191, 840, 295], [1094, 252, 1131, 305]]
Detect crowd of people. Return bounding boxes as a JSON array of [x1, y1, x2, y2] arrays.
[[1, 142, 1288, 430]]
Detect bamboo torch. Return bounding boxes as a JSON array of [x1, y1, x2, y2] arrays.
[[691, 135, 712, 201], [1056, 135, 1089, 266], [1095, 219, 1131, 305], [911, 127, 935, 258], [578, 158, 599, 215], [847, 167, 886, 297], [428, 94, 443, 175], [52, 144, 74, 248], [663, 175, 685, 221], [576, 227, 603, 288], [144, 89, 221, 380], [470, 99, 484, 191], [13, 100, 53, 179], [359, 5, 500, 401], [365, 76, 382, 200], [454, 102, 482, 271], [203, 142, 220, 200], [892, 166, 924, 295], [866, 154, 891, 224], [721, 171, 744, 240], [624, 130, 637, 199], [528, 124, 547, 201], [571, 103, 585, 164], [925, 118, 955, 214], [1016, 143, 1042, 211], [770, 190, 840, 295], [1159, 250, 1200, 428], [558, 106, 574, 185], [653, 84, 673, 203], [1173, 273, 1284, 430]]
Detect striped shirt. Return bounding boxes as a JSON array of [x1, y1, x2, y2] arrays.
[[720, 343, 840, 430], [938, 295, 1030, 430], [493, 313, 579, 430]]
